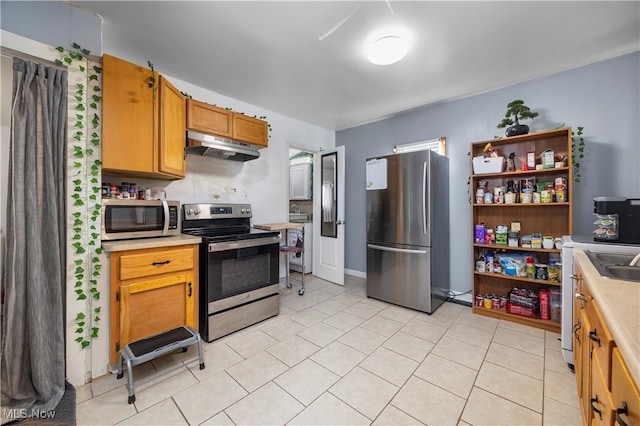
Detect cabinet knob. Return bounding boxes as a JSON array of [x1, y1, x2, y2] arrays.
[[575, 293, 586, 301], [588, 329, 601, 347], [188, 282, 192, 297], [152, 260, 171, 266]]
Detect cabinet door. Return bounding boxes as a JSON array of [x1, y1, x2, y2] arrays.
[[290, 163, 311, 200], [120, 273, 196, 346], [591, 353, 615, 426], [158, 76, 186, 177], [102, 54, 155, 174], [578, 309, 593, 425], [186, 99, 233, 137], [611, 348, 640, 426], [233, 113, 268, 147]]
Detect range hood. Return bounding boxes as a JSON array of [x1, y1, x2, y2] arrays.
[[186, 131, 260, 162]]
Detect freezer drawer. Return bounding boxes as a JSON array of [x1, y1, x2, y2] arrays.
[[366, 243, 441, 313]]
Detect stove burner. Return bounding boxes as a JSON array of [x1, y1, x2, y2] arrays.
[[181, 202, 280, 244], [184, 227, 279, 243]]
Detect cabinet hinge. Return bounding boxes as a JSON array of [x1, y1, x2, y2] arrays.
[[116, 291, 119, 302], [116, 342, 120, 352]]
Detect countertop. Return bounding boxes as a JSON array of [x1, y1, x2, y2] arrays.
[[101, 234, 202, 252], [575, 249, 640, 387], [254, 222, 305, 231]]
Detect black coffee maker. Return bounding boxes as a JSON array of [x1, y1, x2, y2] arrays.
[[593, 197, 640, 244]]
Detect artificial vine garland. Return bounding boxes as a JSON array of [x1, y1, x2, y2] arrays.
[[56, 43, 103, 348]]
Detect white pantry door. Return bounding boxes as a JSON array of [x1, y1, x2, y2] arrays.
[[313, 146, 345, 285]]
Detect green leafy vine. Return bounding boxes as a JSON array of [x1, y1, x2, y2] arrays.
[[571, 126, 585, 183], [556, 123, 585, 183], [56, 43, 103, 348]]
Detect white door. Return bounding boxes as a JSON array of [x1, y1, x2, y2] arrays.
[[313, 146, 345, 285]]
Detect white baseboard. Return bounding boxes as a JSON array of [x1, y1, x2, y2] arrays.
[[451, 292, 472, 304], [343, 268, 471, 305], [345, 268, 366, 279]]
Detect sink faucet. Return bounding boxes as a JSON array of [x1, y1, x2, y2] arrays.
[[630, 253, 640, 267]]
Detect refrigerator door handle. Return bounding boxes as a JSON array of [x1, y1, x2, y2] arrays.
[[422, 161, 428, 235], [367, 244, 428, 255]]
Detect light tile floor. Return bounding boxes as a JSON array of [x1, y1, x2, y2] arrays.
[[76, 274, 582, 425]]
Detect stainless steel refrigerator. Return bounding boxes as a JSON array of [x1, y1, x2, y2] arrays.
[[365, 149, 449, 314]]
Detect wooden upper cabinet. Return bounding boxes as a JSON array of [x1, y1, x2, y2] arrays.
[[186, 99, 232, 137], [186, 98, 268, 147], [233, 113, 268, 147], [102, 54, 186, 179]]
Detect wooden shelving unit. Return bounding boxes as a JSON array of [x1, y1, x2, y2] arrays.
[[470, 128, 573, 332]]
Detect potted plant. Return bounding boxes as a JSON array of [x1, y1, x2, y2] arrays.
[[497, 100, 539, 136]]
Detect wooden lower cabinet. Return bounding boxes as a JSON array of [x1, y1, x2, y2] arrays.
[[109, 244, 198, 365], [612, 348, 640, 426], [591, 353, 615, 425], [573, 261, 640, 426]]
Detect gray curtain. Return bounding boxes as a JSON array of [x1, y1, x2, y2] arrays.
[[1, 58, 67, 420]]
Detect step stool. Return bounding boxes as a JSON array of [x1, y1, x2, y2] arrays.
[[116, 326, 205, 404]]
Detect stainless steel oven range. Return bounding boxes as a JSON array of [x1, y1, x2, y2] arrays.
[[182, 203, 281, 342]]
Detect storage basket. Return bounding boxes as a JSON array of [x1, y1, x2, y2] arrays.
[[473, 156, 505, 174]]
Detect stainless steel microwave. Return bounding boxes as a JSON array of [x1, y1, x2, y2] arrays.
[[101, 199, 181, 241]]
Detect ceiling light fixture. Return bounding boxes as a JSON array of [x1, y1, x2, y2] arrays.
[[367, 35, 408, 65]]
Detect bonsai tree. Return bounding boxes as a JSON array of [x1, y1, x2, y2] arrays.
[[497, 100, 539, 128], [497, 100, 539, 136]]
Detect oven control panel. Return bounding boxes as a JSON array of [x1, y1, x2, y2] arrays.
[[183, 203, 252, 220]]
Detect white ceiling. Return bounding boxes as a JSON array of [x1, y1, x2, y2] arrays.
[[71, 1, 640, 131]]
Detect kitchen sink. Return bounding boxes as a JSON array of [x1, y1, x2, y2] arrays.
[[585, 250, 640, 283], [604, 265, 640, 281]]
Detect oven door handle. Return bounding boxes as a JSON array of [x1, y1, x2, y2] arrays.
[[208, 236, 281, 252]]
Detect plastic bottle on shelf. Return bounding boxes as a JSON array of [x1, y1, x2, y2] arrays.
[[526, 256, 535, 279], [485, 253, 494, 273]]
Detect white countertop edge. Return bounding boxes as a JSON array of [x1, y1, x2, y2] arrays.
[[101, 234, 202, 252], [574, 249, 640, 387]]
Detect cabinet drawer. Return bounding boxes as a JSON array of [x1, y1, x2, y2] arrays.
[[119, 248, 194, 280], [612, 348, 640, 426], [586, 300, 615, 389]]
